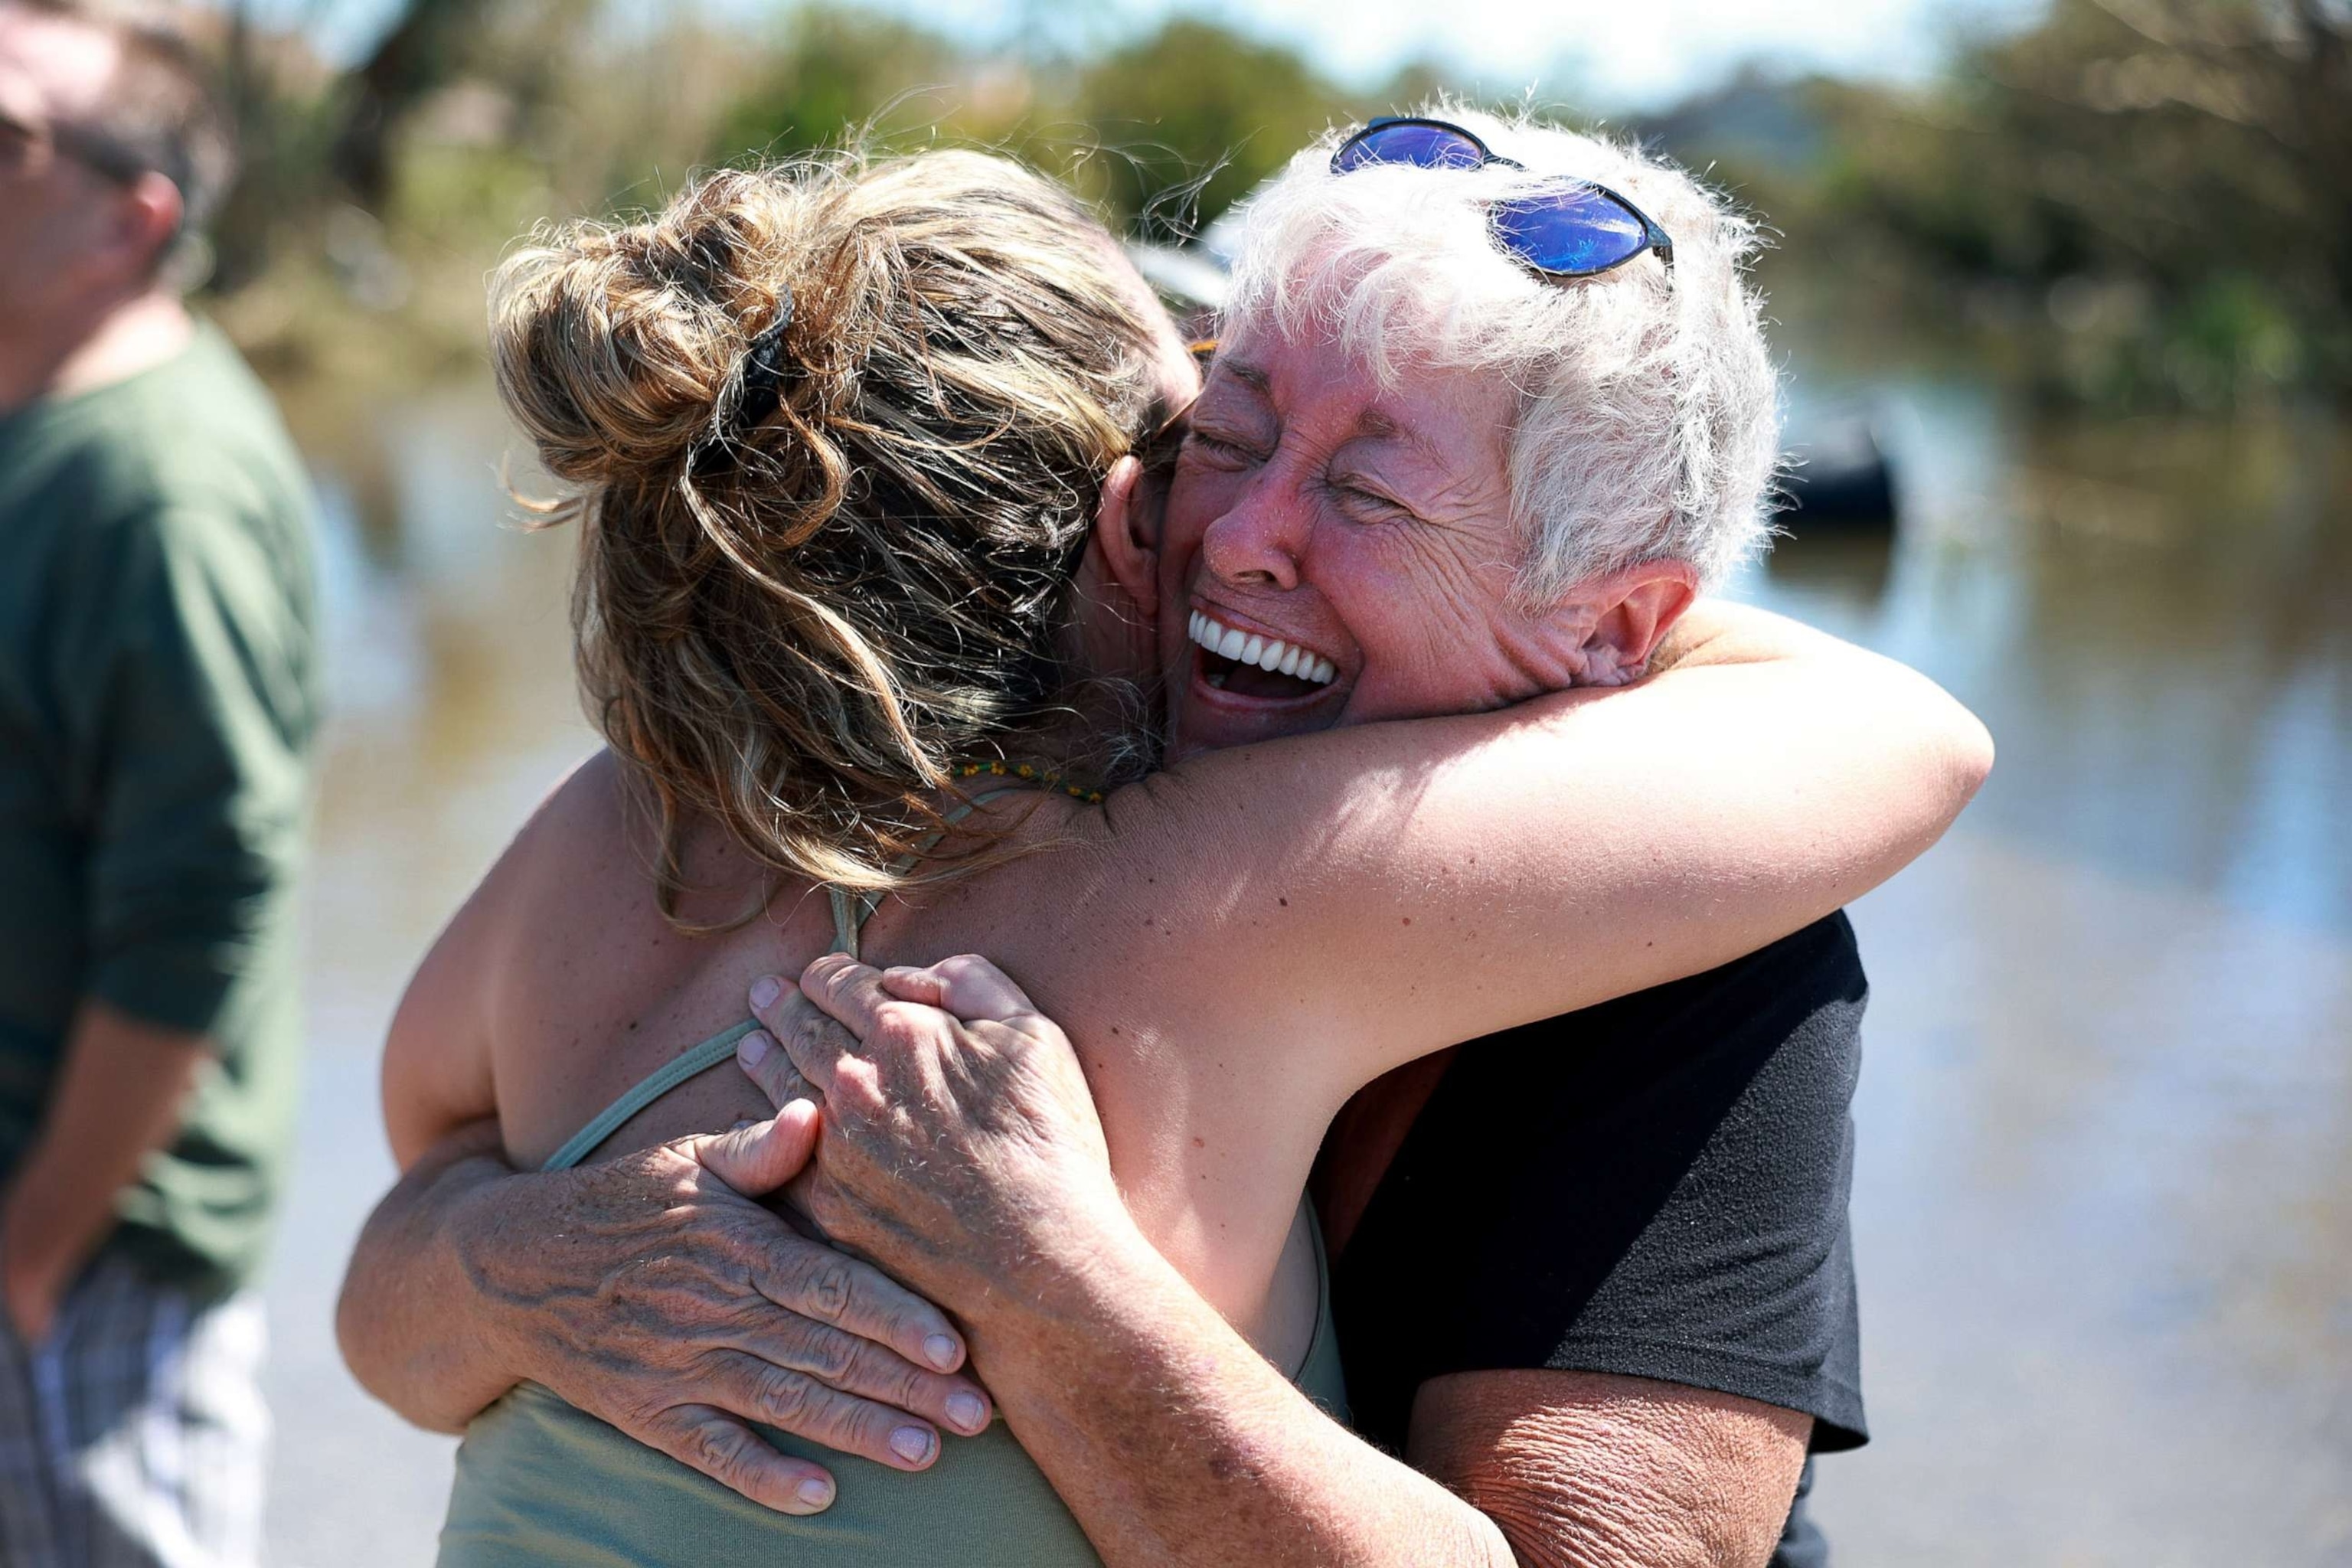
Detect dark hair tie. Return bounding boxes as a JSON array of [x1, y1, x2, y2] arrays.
[[737, 284, 797, 424]]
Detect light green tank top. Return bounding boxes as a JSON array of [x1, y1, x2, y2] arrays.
[[438, 812, 1350, 1566], [438, 1199, 1347, 1567]]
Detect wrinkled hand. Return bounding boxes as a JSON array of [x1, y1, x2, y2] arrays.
[[740, 954, 1131, 1324], [462, 1104, 991, 1514]]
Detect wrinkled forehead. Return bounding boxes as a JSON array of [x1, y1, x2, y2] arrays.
[[0, 6, 121, 124], [1209, 302, 1520, 461]]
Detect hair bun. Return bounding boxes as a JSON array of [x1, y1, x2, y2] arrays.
[[490, 171, 802, 489], [490, 149, 1172, 913]]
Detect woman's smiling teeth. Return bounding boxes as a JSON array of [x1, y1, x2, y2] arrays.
[[1189, 611, 1336, 686]]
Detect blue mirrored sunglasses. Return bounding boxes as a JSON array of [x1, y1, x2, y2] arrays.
[[1330, 117, 1675, 280]]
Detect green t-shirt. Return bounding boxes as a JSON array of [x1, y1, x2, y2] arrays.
[[0, 321, 319, 1296]]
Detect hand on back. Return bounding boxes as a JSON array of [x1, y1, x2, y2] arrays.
[[739, 953, 1135, 1323], [466, 1109, 992, 1513]]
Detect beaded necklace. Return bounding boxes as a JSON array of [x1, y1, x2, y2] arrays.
[[953, 758, 1106, 805]]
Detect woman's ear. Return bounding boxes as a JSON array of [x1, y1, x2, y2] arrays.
[[1092, 455, 1160, 622], [1576, 562, 1699, 685]]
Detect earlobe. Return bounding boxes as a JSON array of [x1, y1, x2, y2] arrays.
[[1092, 455, 1160, 620]]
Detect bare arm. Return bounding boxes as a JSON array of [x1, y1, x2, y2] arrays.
[[1, 1001, 206, 1341], [991, 1263, 1808, 1567], [750, 956, 1813, 1567], [746, 960, 1511, 1565], [1047, 603, 1991, 1099], [348, 764, 999, 1510], [377, 838, 505, 1168], [974, 1203, 1517, 1566], [334, 1109, 996, 1509], [1408, 1370, 1811, 1568], [337, 1118, 534, 1431]]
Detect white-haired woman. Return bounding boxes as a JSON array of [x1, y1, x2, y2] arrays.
[[347, 116, 1988, 1567], [1162, 110, 1783, 761]]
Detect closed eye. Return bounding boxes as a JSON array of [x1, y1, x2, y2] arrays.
[[1328, 479, 1420, 525], [1183, 429, 1266, 469]]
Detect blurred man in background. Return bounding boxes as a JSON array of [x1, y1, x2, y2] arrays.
[[0, 3, 318, 1563]]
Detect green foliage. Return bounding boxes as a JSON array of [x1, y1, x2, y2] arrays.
[[1801, 0, 2352, 408], [197, 0, 2351, 410], [1064, 21, 1352, 237], [711, 6, 962, 165]]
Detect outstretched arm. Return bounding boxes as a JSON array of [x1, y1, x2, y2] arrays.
[[1035, 603, 1991, 1109]]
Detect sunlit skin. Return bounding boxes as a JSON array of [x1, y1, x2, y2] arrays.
[[1158, 308, 1695, 759], [354, 203, 1993, 1527]]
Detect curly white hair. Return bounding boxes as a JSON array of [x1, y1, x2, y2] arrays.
[[1217, 104, 1782, 600]]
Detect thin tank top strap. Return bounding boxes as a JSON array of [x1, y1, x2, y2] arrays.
[[541, 1020, 760, 1172], [828, 786, 1031, 959], [542, 784, 1041, 1172], [828, 886, 876, 959]]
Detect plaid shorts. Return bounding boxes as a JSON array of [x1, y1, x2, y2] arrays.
[[0, 1253, 268, 1568]]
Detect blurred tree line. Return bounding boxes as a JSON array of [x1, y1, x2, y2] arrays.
[[1788, 0, 2352, 411], [194, 0, 2349, 413]]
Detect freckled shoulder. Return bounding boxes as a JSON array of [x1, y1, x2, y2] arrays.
[[383, 749, 652, 1164]]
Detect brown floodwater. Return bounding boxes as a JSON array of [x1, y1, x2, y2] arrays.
[[260, 370, 2352, 1566]]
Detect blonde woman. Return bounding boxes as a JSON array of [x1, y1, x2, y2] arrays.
[[362, 139, 1986, 1565]]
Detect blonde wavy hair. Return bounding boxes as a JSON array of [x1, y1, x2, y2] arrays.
[[490, 150, 1174, 917]]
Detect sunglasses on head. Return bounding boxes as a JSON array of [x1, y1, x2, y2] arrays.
[[1330, 116, 1675, 281]]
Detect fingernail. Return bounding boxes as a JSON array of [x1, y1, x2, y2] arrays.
[[890, 1426, 933, 1465], [798, 1475, 834, 1508], [946, 1392, 986, 1432], [738, 1031, 770, 1067], [750, 975, 782, 1010], [924, 1333, 959, 1370]]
